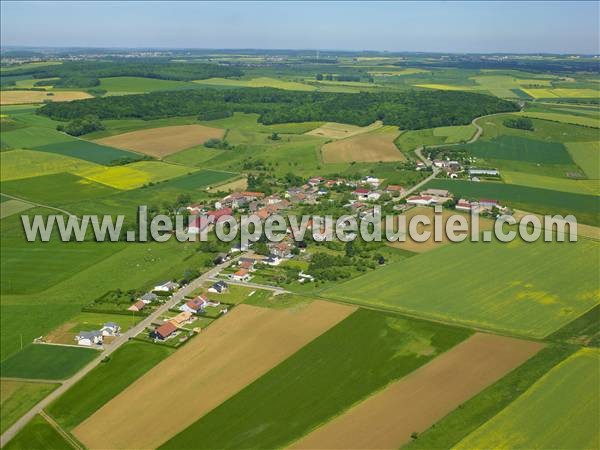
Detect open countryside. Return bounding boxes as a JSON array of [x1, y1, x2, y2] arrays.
[[1, 2, 599, 450]]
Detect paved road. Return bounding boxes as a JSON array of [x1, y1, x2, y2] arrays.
[[213, 277, 291, 295], [0, 254, 244, 448]]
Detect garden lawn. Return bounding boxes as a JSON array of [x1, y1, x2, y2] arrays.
[[0, 344, 98, 380], [325, 238, 600, 338], [160, 309, 470, 449], [46, 341, 174, 430]]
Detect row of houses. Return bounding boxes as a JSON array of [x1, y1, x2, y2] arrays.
[[128, 281, 179, 313]]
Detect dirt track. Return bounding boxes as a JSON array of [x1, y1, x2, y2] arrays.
[[95, 124, 225, 157], [290, 333, 543, 450], [74, 301, 355, 450]]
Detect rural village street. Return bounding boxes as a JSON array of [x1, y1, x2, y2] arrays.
[[0, 253, 246, 447]]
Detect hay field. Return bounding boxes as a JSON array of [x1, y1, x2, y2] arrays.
[[95, 124, 225, 157], [306, 121, 382, 139], [74, 301, 355, 450], [502, 170, 599, 196], [321, 127, 404, 163], [387, 207, 495, 253], [455, 348, 599, 450], [291, 333, 543, 450], [326, 237, 600, 338], [0, 90, 92, 105]]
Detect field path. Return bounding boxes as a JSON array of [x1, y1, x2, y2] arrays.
[[0, 254, 245, 448], [39, 411, 83, 450], [290, 333, 544, 450]]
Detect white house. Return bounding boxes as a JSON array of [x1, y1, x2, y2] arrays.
[[406, 195, 435, 206], [363, 176, 381, 187], [76, 330, 103, 346], [230, 269, 251, 282], [100, 322, 120, 337], [179, 295, 208, 314], [154, 281, 179, 293], [208, 281, 229, 294]]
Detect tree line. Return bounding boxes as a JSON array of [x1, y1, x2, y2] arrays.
[[39, 88, 518, 130]]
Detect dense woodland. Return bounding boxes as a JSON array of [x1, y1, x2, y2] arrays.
[[3, 60, 243, 83], [39, 88, 518, 129]]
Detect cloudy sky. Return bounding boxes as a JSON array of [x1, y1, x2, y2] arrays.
[[1, 1, 598, 54]]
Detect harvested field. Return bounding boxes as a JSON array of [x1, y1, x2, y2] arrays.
[[212, 176, 248, 192], [95, 124, 225, 158], [291, 333, 543, 450], [0, 90, 92, 105], [306, 121, 382, 140], [321, 127, 404, 163], [73, 301, 355, 450], [386, 206, 495, 253]]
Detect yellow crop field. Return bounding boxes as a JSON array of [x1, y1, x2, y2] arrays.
[[75, 161, 193, 190], [521, 88, 600, 99], [0, 90, 92, 105], [413, 84, 470, 91]]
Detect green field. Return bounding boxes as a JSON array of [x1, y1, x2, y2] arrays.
[[1, 126, 72, 148], [565, 141, 600, 179], [325, 238, 600, 338], [47, 341, 174, 430], [425, 179, 600, 226], [99, 76, 197, 93], [1, 149, 96, 181], [33, 140, 143, 165], [163, 145, 225, 167], [0, 199, 34, 219], [0, 344, 98, 380], [1, 380, 59, 433], [0, 172, 120, 204], [199, 112, 324, 134], [432, 124, 476, 143], [455, 348, 600, 450], [501, 170, 599, 195], [161, 309, 470, 449], [467, 135, 575, 165], [3, 414, 71, 450], [519, 111, 600, 128], [405, 344, 577, 450]]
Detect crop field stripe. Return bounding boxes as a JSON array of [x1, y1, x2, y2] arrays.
[[455, 348, 600, 450], [159, 309, 471, 450], [290, 333, 543, 450], [73, 301, 355, 450]]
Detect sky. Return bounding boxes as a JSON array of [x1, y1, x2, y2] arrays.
[[1, 1, 598, 54]]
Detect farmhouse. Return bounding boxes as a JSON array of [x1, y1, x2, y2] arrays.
[[268, 241, 294, 258], [406, 195, 436, 206], [456, 198, 478, 212], [127, 300, 146, 312], [152, 322, 177, 340], [231, 269, 251, 282], [422, 188, 451, 198], [179, 295, 208, 314], [76, 330, 103, 346], [154, 281, 179, 293], [207, 207, 234, 223]]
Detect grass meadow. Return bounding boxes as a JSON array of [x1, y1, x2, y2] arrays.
[[46, 341, 174, 430], [0, 344, 98, 380], [324, 238, 600, 338], [3, 414, 71, 450], [160, 309, 470, 449], [455, 348, 600, 450], [1, 380, 59, 433]]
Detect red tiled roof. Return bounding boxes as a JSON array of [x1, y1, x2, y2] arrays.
[[155, 321, 177, 339]]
